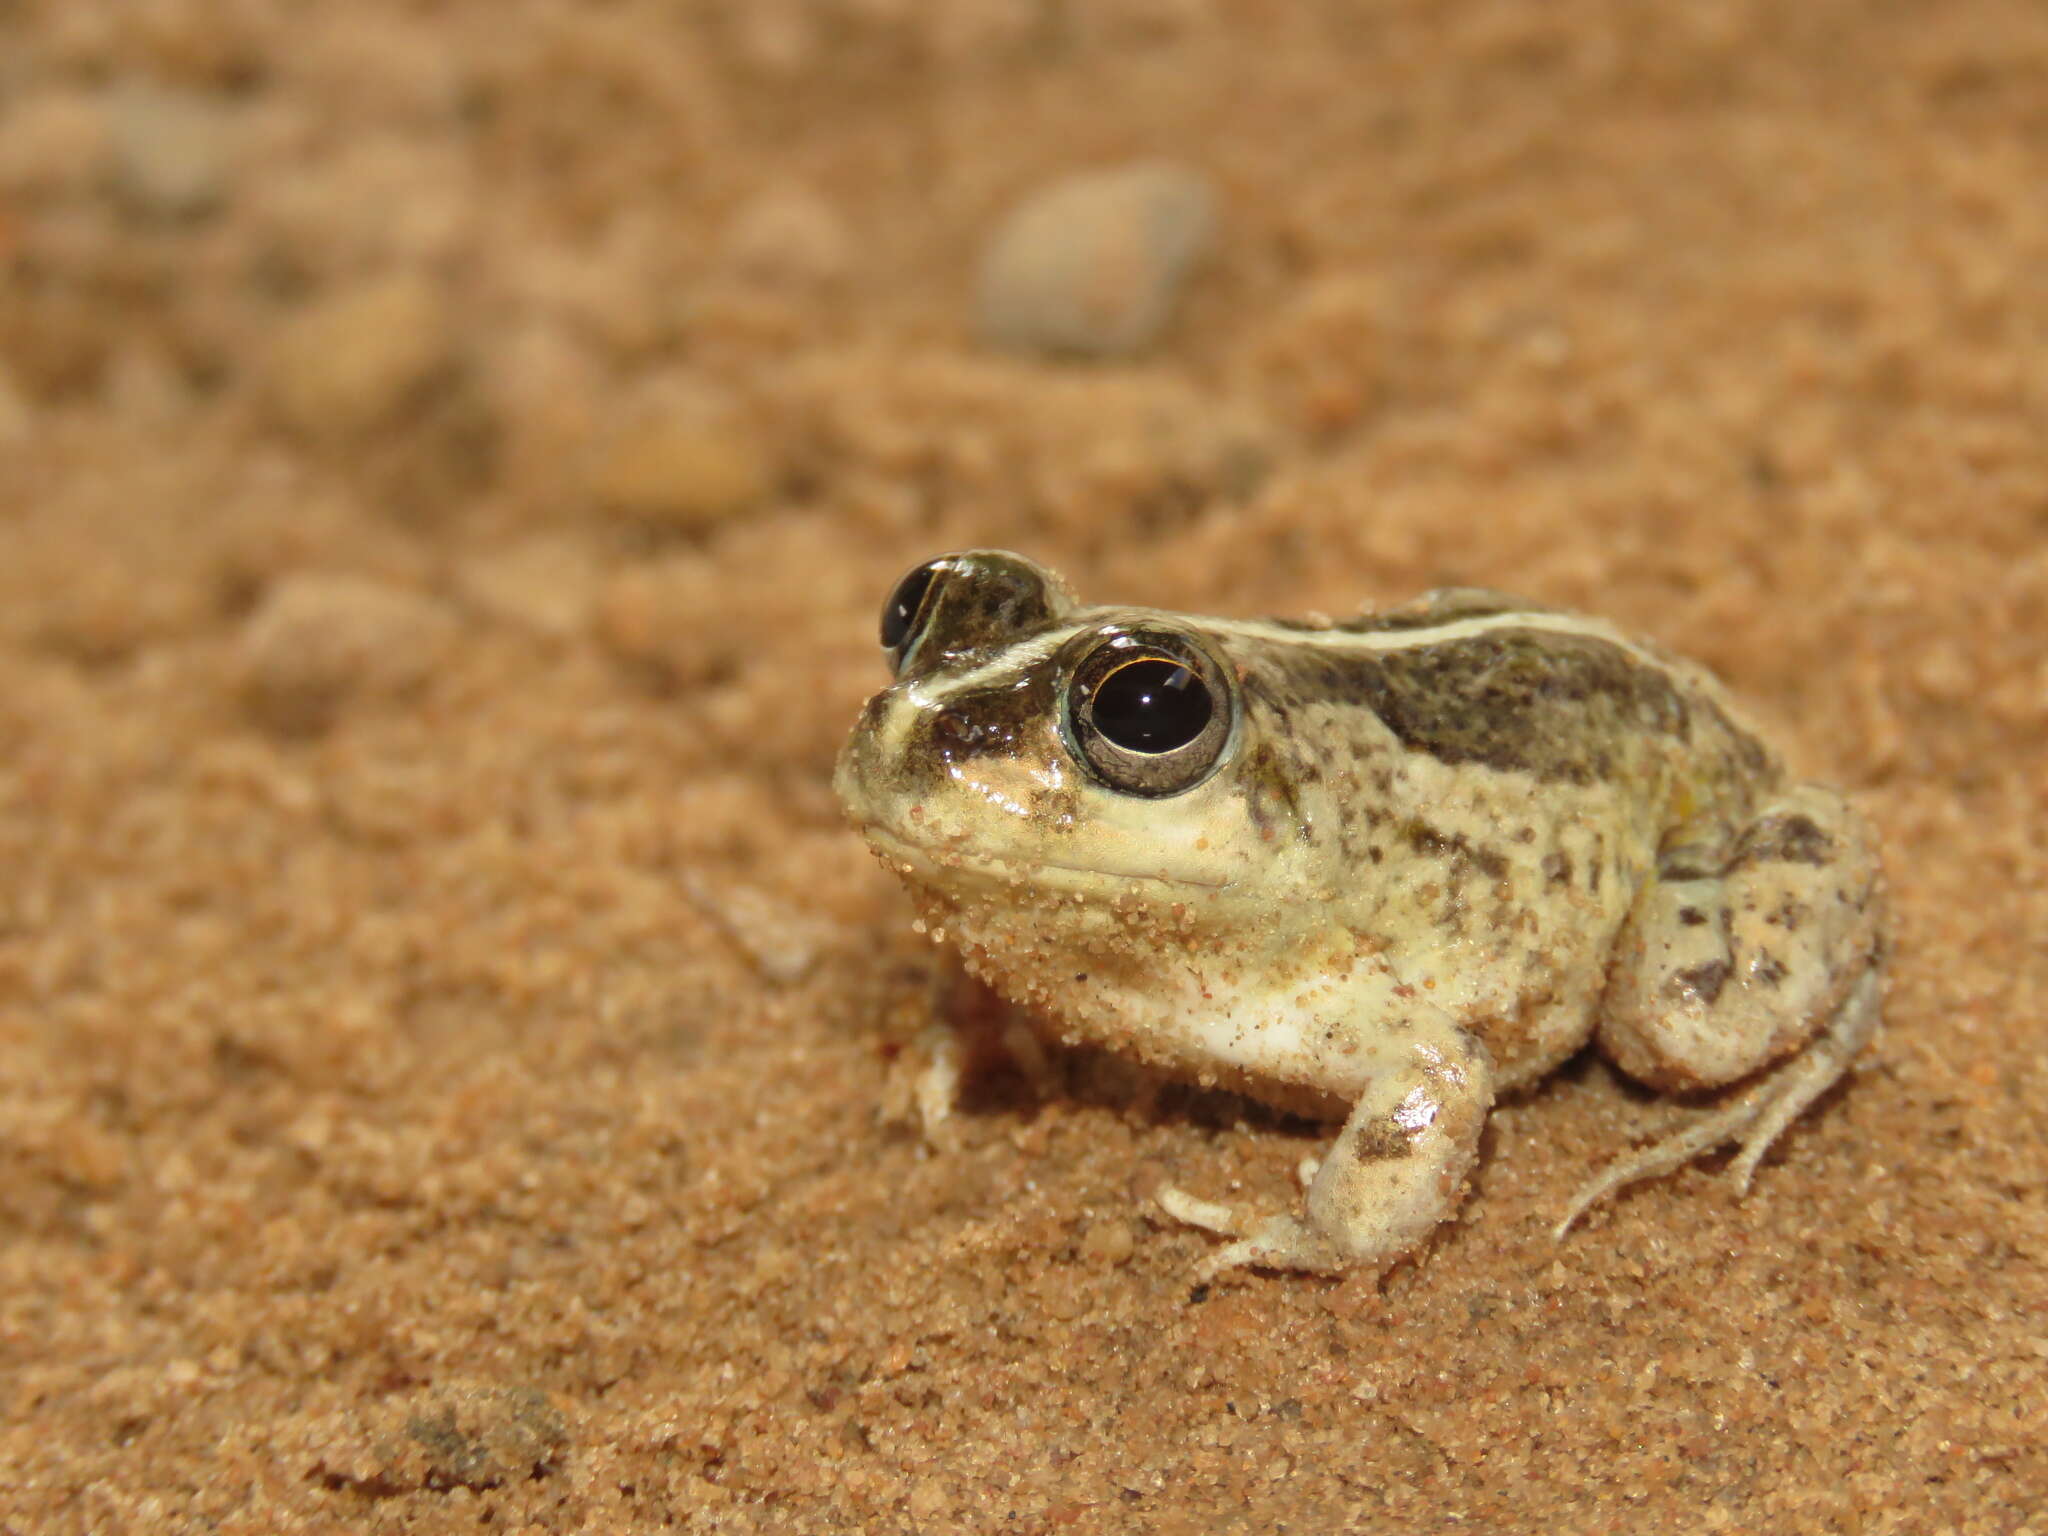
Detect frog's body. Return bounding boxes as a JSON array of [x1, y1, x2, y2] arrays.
[[835, 552, 1886, 1278]]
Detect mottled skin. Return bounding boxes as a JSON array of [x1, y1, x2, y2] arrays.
[[835, 552, 1886, 1278]]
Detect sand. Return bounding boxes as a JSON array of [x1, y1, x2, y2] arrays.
[[1, 2, 2044, 1532]]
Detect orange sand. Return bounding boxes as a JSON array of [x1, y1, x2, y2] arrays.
[[1, 2, 2043, 1532]]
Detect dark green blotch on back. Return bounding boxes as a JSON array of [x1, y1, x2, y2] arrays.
[[1364, 631, 1702, 784], [1246, 629, 1714, 786]]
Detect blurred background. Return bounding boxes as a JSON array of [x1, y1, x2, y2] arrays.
[[3, 3, 2044, 1532], [7, 0, 2041, 775]]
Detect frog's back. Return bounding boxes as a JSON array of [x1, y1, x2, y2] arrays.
[[1195, 595, 1780, 1068], [1213, 591, 1779, 840]]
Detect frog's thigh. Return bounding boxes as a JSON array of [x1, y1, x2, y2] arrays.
[[1559, 787, 1884, 1234], [1597, 784, 1883, 1089], [1161, 1027, 1494, 1279]]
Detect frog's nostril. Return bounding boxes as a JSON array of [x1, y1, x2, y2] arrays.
[[929, 706, 1011, 758], [930, 707, 976, 752]]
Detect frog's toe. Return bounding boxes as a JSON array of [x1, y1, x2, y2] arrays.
[[1553, 1093, 1765, 1239], [1557, 965, 1880, 1239], [1724, 964, 1880, 1190], [1155, 1184, 1245, 1236], [1183, 1213, 1351, 1280], [1158, 1190, 1343, 1276]]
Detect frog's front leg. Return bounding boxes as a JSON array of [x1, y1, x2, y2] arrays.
[[898, 952, 1055, 1147], [1160, 1026, 1494, 1279]]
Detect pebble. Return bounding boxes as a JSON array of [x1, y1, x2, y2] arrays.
[[270, 272, 452, 439], [487, 324, 603, 506], [719, 183, 851, 290], [241, 573, 458, 736], [1080, 1218, 1137, 1266], [401, 1386, 567, 1493], [455, 537, 599, 640], [589, 412, 772, 535], [110, 83, 231, 217], [974, 159, 1218, 358]]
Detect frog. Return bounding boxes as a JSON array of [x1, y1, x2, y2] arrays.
[[833, 550, 1887, 1279]]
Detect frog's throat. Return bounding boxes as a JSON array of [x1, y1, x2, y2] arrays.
[[855, 825, 1233, 893]]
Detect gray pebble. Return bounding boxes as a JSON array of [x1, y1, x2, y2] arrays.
[[241, 574, 457, 736], [975, 160, 1218, 358], [110, 84, 231, 218]]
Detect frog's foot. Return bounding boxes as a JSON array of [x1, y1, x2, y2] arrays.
[[1152, 1151, 1318, 1242], [1155, 1184, 1243, 1237], [1556, 961, 1880, 1238], [897, 951, 1063, 1148], [910, 1021, 966, 1149], [1156, 1194, 1354, 1279], [1158, 1028, 1493, 1280]]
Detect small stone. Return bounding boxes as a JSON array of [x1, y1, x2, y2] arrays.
[[975, 160, 1218, 358], [241, 574, 458, 736], [719, 183, 851, 290], [489, 324, 603, 496], [270, 272, 452, 439], [589, 413, 772, 535], [402, 1387, 567, 1492], [456, 536, 598, 639], [1079, 1218, 1137, 1266], [110, 83, 231, 217]]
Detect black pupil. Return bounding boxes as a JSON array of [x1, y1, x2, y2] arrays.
[[880, 567, 937, 653], [1091, 658, 1211, 752]]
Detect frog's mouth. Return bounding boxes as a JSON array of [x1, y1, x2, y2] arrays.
[[855, 825, 1232, 893]]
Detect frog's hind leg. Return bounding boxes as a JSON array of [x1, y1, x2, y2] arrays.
[[1558, 785, 1885, 1237], [1557, 964, 1879, 1236]]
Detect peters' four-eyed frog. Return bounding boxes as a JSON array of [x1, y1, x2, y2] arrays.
[[834, 551, 1886, 1278]]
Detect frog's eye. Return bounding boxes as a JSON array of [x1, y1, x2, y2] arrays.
[[1067, 630, 1233, 797], [878, 550, 1072, 678], [879, 559, 945, 674]]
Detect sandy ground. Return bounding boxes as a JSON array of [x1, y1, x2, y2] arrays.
[[2, 1, 2045, 1532]]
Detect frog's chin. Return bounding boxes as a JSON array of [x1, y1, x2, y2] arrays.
[[854, 824, 1231, 894]]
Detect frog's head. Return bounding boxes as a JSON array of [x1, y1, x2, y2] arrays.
[[835, 551, 1267, 908]]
